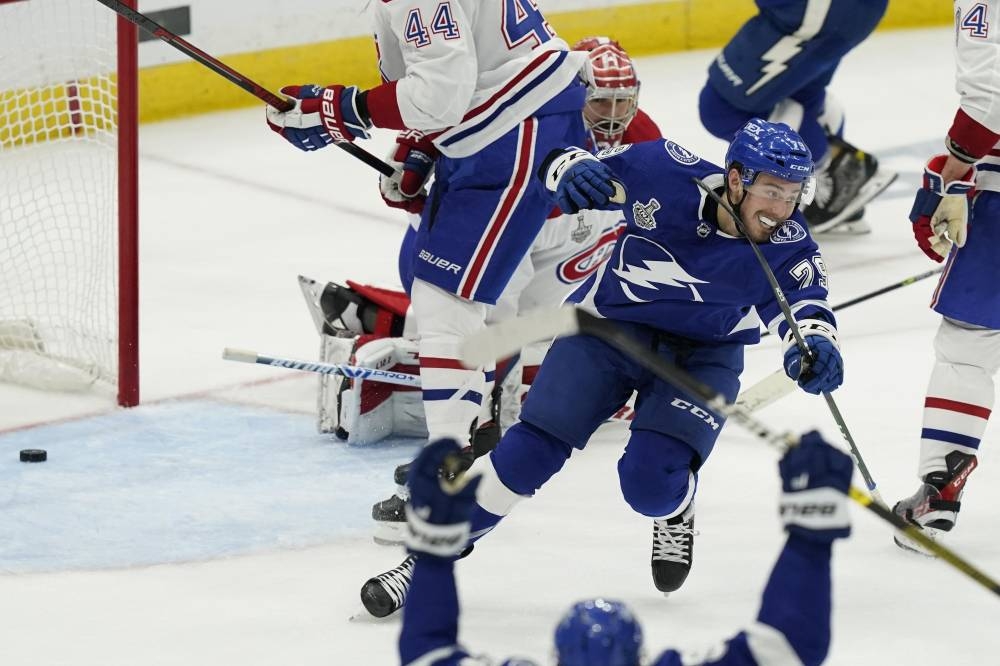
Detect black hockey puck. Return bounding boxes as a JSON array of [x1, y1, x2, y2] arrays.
[[19, 449, 47, 463]]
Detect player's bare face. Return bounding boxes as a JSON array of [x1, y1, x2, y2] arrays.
[[738, 173, 801, 242]]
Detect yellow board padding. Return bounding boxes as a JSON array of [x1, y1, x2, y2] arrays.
[[139, 35, 382, 123], [0, 1, 950, 126], [136, 0, 952, 123], [0, 78, 116, 148]]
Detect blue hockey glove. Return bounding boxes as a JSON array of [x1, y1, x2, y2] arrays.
[[266, 84, 372, 151], [405, 438, 482, 560], [779, 430, 853, 543], [782, 320, 843, 395], [539, 147, 627, 214]]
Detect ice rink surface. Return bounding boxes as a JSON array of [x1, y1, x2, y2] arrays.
[[2, 26, 999, 666]]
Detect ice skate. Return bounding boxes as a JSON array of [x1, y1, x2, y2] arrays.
[[372, 462, 411, 546], [804, 137, 896, 234], [360, 554, 416, 618], [893, 451, 977, 555], [651, 503, 697, 594]]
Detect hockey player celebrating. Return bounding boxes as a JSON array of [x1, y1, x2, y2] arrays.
[[893, 0, 999, 553], [398, 431, 853, 666], [359, 118, 844, 617], [699, 0, 896, 234], [312, 37, 662, 545], [265, 0, 589, 506]]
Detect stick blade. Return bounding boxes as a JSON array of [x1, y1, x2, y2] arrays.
[[460, 306, 581, 367], [222, 347, 259, 363]]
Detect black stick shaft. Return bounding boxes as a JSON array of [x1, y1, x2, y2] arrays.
[[94, 0, 395, 177], [761, 267, 943, 338]]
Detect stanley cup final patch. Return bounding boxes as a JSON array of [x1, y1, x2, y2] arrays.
[[632, 198, 661, 230]]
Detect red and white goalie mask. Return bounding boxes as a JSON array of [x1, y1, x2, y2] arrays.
[[574, 36, 640, 150]]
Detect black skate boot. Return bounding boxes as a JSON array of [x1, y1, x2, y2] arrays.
[[804, 136, 897, 234], [372, 443, 480, 545], [651, 503, 697, 594], [360, 545, 474, 617], [893, 451, 978, 555], [372, 462, 411, 546], [360, 554, 416, 618]]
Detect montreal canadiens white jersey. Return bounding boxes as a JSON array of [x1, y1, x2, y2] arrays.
[[371, 0, 587, 157], [954, 0, 1000, 191]]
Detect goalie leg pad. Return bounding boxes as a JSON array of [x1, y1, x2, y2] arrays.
[[918, 318, 1000, 478], [336, 335, 425, 444]]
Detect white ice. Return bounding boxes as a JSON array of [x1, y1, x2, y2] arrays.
[[1, 26, 998, 666]]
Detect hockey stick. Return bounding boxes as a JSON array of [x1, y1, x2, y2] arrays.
[[693, 177, 887, 507], [222, 344, 784, 417], [459, 307, 1000, 598], [760, 266, 944, 338], [94, 0, 395, 177], [222, 347, 421, 387], [738, 267, 947, 411]]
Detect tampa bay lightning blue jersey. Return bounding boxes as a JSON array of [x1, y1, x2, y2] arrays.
[[399, 536, 834, 665], [571, 139, 835, 343]]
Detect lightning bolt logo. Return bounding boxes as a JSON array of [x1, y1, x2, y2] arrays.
[[612, 236, 707, 303], [746, 36, 803, 96], [745, 1, 832, 96]]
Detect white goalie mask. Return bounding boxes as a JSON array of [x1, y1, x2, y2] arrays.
[[575, 37, 640, 150]]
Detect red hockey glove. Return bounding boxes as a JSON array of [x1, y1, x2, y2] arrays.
[[909, 154, 975, 262], [266, 84, 372, 151], [380, 130, 438, 213]]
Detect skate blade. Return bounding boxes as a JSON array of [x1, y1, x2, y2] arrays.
[[372, 521, 406, 546], [348, 605, 402, 622], [893, 530, 939, 558], [810, 169, 899, 233]]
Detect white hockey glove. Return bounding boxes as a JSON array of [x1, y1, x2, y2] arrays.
[[910, 154, 975, 262]]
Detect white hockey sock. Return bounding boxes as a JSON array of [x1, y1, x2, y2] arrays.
[[412, 279, 487, 444], [918, 319, 1000, 478]]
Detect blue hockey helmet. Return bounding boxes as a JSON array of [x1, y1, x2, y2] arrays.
[[725, 118, 814, 187], [554, 598, 643, 666]]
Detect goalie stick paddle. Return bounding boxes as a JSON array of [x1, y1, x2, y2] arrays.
[[94, 0, 395, 178], [222, 348, 422, 387], [222, 343, 783, 420], [692, 176, 887, 507], [459, 307, 1000, 598]]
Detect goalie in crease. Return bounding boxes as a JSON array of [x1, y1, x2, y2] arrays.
[[359, 118, 845, 619]]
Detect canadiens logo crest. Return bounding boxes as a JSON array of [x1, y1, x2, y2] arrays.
[[664, 140, 700, 165], [557, 225, 624, 283], [632, 198, 660, 230], [770, 219, 808, 244]]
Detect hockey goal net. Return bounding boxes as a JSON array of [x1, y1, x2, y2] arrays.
[[0, 0, 138, 405]]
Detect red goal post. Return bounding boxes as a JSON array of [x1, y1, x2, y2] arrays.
[[0, 0, 139, 406]]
